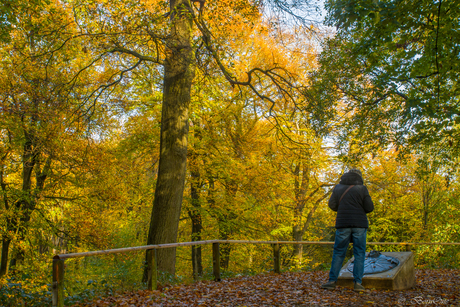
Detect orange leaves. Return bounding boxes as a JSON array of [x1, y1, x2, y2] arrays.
[[203, 0, 260, 33], [138, 0, 167, 13], [70, 269, 460, 306]]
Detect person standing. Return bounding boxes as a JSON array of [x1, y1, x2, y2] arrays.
[[321, 168, 374, 291]]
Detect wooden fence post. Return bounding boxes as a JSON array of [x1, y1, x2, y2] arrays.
[[405, 244, 411, 252], [52, 256, 65, 307], [273, 243, 280, 273], [212, 242, 221, 281], [147, 249, 157, 290]]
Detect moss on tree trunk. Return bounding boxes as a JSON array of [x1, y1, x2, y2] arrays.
[[146, 0, 195, 275]]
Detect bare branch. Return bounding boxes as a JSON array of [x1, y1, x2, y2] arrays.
[[110, 44, 163, 64]]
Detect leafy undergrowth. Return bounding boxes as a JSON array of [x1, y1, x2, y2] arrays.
[[71, 269, 459, 306]]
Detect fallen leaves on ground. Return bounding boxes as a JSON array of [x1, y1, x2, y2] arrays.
[[71, 269, 459, 306]]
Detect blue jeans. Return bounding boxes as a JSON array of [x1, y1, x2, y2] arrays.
[[328, 228, 367, 284]]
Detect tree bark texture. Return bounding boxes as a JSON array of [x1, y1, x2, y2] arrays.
[[292, 162, 308, 261], [217, 208, 237, 270], [291, 162, 332, 262], [0, 161, 10, 277], [3, 127, 51, 273], [189, 138, 203, 278], [189, 183, 203, 278], [217, 183, 238, 270], [146, 0, 195, 275], [0, 239, 11, 277]]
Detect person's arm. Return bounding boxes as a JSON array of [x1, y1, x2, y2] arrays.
[[362, 186, 374, 213], [328, 186, 339, 211]]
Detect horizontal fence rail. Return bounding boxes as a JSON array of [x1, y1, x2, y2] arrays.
[[53, 240, 221, 260], [52, 240, 460, 307]]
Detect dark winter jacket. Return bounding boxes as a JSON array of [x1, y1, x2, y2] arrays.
[[328, 172, 374, 229]]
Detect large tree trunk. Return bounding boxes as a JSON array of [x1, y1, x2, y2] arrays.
[[145, 0, 195, 275]]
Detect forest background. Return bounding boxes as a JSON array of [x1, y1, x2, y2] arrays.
[[0, 0, 459, 305]]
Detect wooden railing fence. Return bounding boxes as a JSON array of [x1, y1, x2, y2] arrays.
[[52, 240, 460, 307]]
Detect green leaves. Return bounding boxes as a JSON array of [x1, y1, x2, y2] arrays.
[[0, 0, 52, 42], [317, 0, 460, 160]]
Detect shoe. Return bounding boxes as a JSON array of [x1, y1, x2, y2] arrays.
[[354, 282, 367, 292], [321, 280, 336, 290]]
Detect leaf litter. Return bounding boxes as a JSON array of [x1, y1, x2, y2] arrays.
[[71, 269, 459, 306]]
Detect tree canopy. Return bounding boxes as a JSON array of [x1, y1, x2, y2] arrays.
[[1, 1, 460, 305], [316, 0, 460, 159]]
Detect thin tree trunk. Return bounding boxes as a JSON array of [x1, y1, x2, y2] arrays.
[[145, 0, 195, 275], [218, 182, 239, 270], [292, 162, 307, 264], [205, 178, 233, 270], [218, 224, 232, 270], [189, 153, 203, 278], [190, 206, 203, 279], [190, 233, 202, 278], [0, 160, 10, 277], [0, 239, 11, 277], [189, 120, 203, 278], [9, 131, 37, 269], [217, 211, 238, 270], [292, 222, 303, 266]]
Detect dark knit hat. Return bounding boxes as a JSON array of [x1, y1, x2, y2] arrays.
[[348, 168, 362, 178]]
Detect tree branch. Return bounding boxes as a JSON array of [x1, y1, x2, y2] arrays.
[[110, 44, 163, 64]]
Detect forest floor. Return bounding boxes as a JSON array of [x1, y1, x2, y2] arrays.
[[71, 269, 459, 306]]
